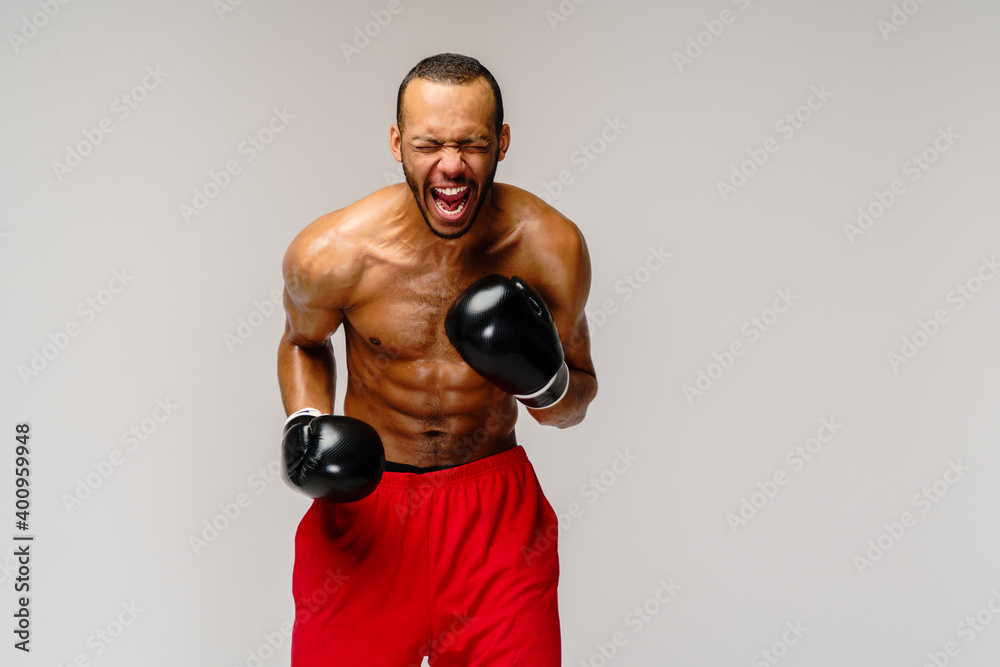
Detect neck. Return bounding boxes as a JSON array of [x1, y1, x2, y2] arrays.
[[400, 185, 499, 264]]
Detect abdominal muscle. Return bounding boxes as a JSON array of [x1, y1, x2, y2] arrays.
[[342, 337, 520, 468]]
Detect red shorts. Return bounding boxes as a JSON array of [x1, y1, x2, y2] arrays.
[[290, 445, 561, 667]]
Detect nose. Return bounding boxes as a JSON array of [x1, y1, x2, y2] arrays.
[[437, 146, 465, 178]]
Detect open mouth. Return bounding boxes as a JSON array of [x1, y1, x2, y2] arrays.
[[429, 185, 472, 222]]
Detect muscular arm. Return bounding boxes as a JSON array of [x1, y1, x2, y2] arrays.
[[277, 310, 339, 416], [525, 216, 598, 428], [277, 215, 357, 416]]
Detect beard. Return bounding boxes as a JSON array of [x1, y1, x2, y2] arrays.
[[402, 154, 499, 240]]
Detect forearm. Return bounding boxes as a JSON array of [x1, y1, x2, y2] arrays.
[[278, 328, 336, 415], [527, 369, 597, 428]]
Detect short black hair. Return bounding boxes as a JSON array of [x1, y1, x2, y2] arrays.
[[396, 53, 504, 138]]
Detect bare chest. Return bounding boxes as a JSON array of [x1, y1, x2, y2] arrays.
[[344, 253, 519, 361]]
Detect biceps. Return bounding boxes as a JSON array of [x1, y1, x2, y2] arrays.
[[283, 289, 344, 347], [549, 261, 593, 374], [559, 310, 595, 376]]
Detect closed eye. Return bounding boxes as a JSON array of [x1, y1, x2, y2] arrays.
[[410, 140, 491, 153]]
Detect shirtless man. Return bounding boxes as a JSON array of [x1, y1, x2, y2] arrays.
[[277, 53, 597, 666]]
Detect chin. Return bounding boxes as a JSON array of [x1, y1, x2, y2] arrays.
[[427, 221, 473, 239], [420, 207, 473, 239]]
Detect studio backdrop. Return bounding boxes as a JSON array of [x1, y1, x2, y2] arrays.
[[2, 1, 1000, 665]]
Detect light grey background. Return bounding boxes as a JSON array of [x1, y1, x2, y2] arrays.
[[2, 0, 1000, 665]]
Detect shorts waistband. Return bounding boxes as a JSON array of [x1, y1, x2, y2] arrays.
[[377, 445, 527, 490]]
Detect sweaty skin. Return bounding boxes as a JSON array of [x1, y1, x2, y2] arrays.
[[278, 79, 597, 468]]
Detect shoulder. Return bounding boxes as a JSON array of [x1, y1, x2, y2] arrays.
[[282, 185, 406, 309], [493, 184, 592, 310], [494, 184, 590, 283]]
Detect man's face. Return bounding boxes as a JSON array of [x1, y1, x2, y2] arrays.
[[391, 78, 509, 239]]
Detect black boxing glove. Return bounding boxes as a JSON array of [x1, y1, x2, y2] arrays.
[[445, 274, 569, 409], [281, 408, 385, 503]]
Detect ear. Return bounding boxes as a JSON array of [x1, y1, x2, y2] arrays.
[[497, 124, 510, 162], [389, 124, 403, 162]]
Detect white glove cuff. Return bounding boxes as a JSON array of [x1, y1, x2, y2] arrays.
[[284, 407, 322, 426], [514, 362, 570, 409]]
